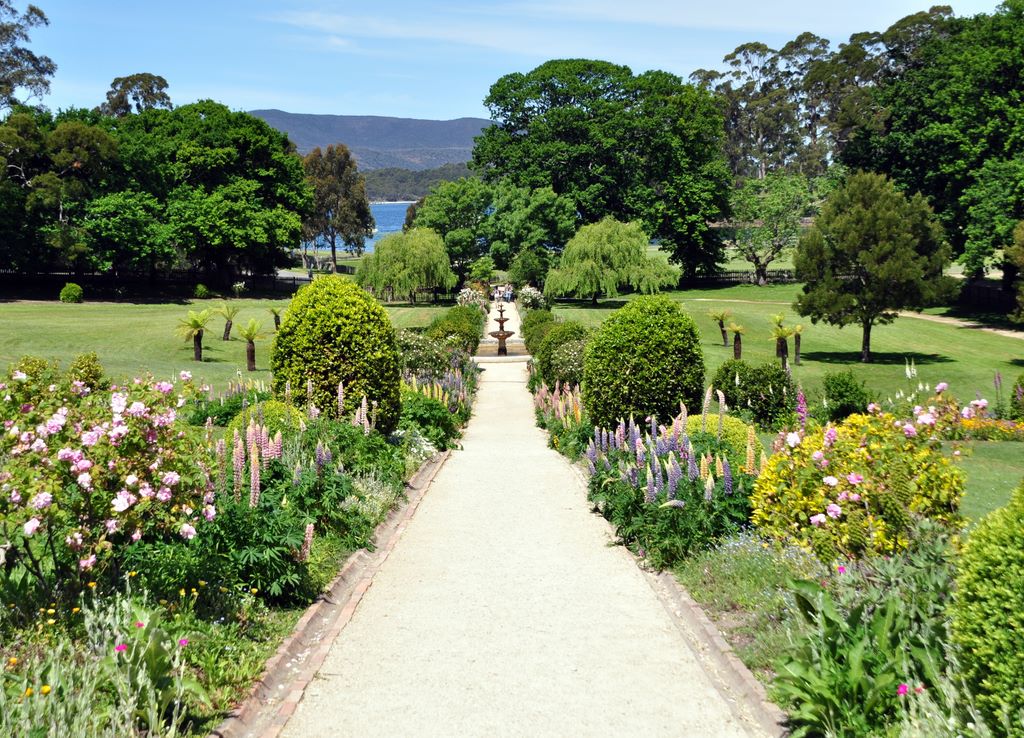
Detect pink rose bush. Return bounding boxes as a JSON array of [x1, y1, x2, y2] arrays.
[[0, 360, 213, 592]]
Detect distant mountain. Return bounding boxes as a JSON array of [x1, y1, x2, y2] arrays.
[[249, 110, 492, 170]]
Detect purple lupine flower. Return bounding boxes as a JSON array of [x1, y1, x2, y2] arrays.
[[586, 457, 596, 475], [635, 437, 646, 466], [994, 371, 1002, 392], [667, 454, 682, 499], [653, 453, 664, 493], [1016, 383, 1024, 402], [688, 451, 699, 481], [645, 472, 656, 503], [627, 466, 638, 487], [649, 415, 657, 439], [615, 421, 626, 450], [586, 440, 598, 465], [655, 436, 667, 456], [603, 457, 612, 471], [796, 389, 807, 431], [723, 458, 733, 495], [293, 462, 303, 485]]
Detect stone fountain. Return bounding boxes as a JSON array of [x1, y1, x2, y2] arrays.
[[489, 303, 515, 356]]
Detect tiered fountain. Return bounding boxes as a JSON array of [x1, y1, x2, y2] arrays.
[[488, 303, 515, 356]]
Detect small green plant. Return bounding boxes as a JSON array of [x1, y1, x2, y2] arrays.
[[425, 305, 485, 355], [744, 361, 795, 428], [535, 321, 588, 386], [711, 359, 752, 412], [67, 351, 105, 390], [231, 281, 246, 297], [817, 369, 871, 422], [59, 282, 83, 303], [268, 306, 283, 331], [193, 283, 211, 299], [399, 388, 460, 450]]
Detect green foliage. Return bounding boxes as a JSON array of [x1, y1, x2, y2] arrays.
[[817, 369, 871, 422], [66, 351, 105, 390], [411, 177, 493, 275], [582, 296, 705, 427], [507, 248, 550, 289], [399, 388, 460, 450], [730, 173, 810, 284], [226, 399, 304, 439], [683, 414, 762, 475], [951, 483, 1024, 735], [544, 218, 680, 302], [424, 304, 485, 355], [794, 171, 955, 362], [270, 276, 401, 434], [193, 283, 211, 299], [99, 73, 172, 117], [467, 255, 495, 283], [1012, 373, 1024, 421], [711, 359, 753, 412], [520, 308, 555, 354], [548, 340, 587, 387], [58, 282, 83, 303], [483, 181, 577, 268], [752, 414, 965, 560], [396, 329, 454, 377], [744, 362, 795, 429], [362, 162, 474, 202], [356, 227, 457, 301], [534, 321, 589, 386], [303, 144, 374, 263]]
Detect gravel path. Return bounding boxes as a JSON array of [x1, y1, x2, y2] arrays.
[[281, 349, 759, 737]]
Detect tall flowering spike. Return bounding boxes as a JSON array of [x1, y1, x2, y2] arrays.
[[205, 416, 214, 444], [285, 380, 292, 407], [701, 387, 713, 432], [723, 458, 733, 495], [704, 473, 715, 501], [215, 437, 227, 489], [337, 381, 345, 416], [233, 435, 245, 502], [688, 452, 699, 481], [272, 431, 283, 459], [586, 439, 598, 465], [246, 421, 257, 451], [745, 426, 756, 472], [306, 378, 315, 406], [370, 399, 378, 432], [759, 450, 769, 475], [716, 390, 726, 440], [649, 415, 657, 439], [715, 454, 724, 478], [654, 453, 664, 492], [298, 523, 314, 562], [615, 421, 625, 450], [635, 437, 646, 466], [293, 461, 302, 485], [668, 454, 682, 498], [679, 402, 688, 426], [249, 442, 261, 508], [645, 471, 656, 503], [699, 454, 709, 480], [796, 388, 808, 431]]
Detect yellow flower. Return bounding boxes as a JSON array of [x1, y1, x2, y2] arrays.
[[128, 571, 137, 578], [40, 685, 51, 695], [87, 581, 96, 589], [179, 588, 186, 597], [250, 588, 258, 595], [24, 687, 32, 697], [71, 607, 80, 614], [46, 608, 55, 615], [46, 619, 55, 626], [198, 580, 206, 587], [7, 657, 17, 666]]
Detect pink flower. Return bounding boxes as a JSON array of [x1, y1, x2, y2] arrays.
[[902, 423, 917, 438], [135, 621, 145, 629], [897, 683, 909, 696], [30, 492, 52, 510], [837, 491, 849, 502], [810, 513, 827, 527], [110, 393, 127, 414], [971, 398, 989, 409], [131, 528, 142, 542], [849, 493, 861, 502], [203, 504, 217, 521], [125, 473, 138, 487], [823, 427, 837, 448], [154, 381, 174, 394], [77, 472, 93, 489], [826, 503, 842, 519], [178, 638, 189, 647], [935, 382, 948, 393], [836, 565, 846, 574], [125, 401, 147, 417], [161, 471, 180, 487], [9, 490, 21, 504], [179, 523, 196, 540], [65, 531, 83, 549], [12, 370, 27, 381], [30, 438, 47, 453], [111, 490, 137, 513], [72, 458, 93, 473], [78, 554, 96, 570], [115, 643, 128, 653], [914, 685, 925, 694], [961, 406, 975, 420], [916, 412, 935, 426], [81, 430, 102, 446], [179, 371, 192, 381], [23, 517, 40, 536], [823, 476, 838, 487], [139, 483, 154, 499], [156, 487, 172, 502], [785, 432, 801, 448], [105, 519, 119, 533], [846, 473, 863, 485]]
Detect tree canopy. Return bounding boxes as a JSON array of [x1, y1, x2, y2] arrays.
[[303, 143, 374, 267], [729, 173, 810, 284], [98, 73, 172, 117], [472, 59, 731, 276], [544, 217, 679, 303], [794, 171, 953, 362], [410, 177, 492, 277], [355, 227, 456, 302], [0, 2, 55, 110]]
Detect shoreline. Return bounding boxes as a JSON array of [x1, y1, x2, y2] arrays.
[[370, 200, 415, 205]]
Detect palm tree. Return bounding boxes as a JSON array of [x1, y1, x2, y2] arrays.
[[269, 307, 283, 331], [238, 319, 265, 372], [728, 322, 745, 360], [793, 324, 804, 366], [708, 309, 732, 346], [771, 322, 795, 371], [218, 303, 240, 341], [176, 310, 212, 362]]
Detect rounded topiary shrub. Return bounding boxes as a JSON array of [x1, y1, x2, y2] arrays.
[[549, 339, 587, 387], [425, 309, 483, 355], [951, 483, 1024, 736], [582, 296, 705, 428], [711, 359, 752, 411], [535, 321, 589, 386], [271, 277, 401, 434], [67, 351, 105, 391], [59, 282, 83, 303], [818, 369, 871, 422], [521, 309, 555, 354], [745, 362, 795, 428], [227, 399, 305, 439]]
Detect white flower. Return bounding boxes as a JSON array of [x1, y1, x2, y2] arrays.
[[23, 517, 40, 536], [785, 432, 801, 448]]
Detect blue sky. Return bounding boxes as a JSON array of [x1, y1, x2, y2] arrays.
[[35, 0, 999, 120]]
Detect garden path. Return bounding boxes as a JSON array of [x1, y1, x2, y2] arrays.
[[280, 342, 761, 736]]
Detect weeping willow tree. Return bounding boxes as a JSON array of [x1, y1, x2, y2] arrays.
[[544, 217, 680, 304], [356, 227, 457, 303]]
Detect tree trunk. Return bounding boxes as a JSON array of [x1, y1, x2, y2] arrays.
[[591, 293, 599, 305], [718, 321, 728, 346], [193, 330, 203, 362], [756, 264, 768, 286], [330, 234, 337, 273], [778, 338, 789, 371], [273, 314, 280, 330], [246, 341, 256, 372], [794, 334, 801, 365], [861, 321, 873, 363], [222, 320, 232, 341], [733, 333, 742, 360]]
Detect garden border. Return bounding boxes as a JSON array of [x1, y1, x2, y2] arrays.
[[209, 449, 451, 738]]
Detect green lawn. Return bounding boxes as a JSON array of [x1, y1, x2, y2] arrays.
[[552, 284, 1023, 403], [0, 298, 447, 391], [955, 441, 1024, 520]]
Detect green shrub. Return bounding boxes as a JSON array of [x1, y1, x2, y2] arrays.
[[271, 277, 401, 434], [744, 362, 795, 428], [193, 283, 211, 299], [549, 339, 587, 387], [521, 308, 555, 353], [951, 483, 1024, 735], [425, 305, 485, 355], [582, 295, 704, 427], [396, 330, 453, 378], [817, 369, 871, 422], [67, 351, 105, 390], [684, 414, 761, 475], [226, 399, 305, 439], [59, 282, 83, 303], [399, 388, 460, 450], [1011, 373, 1024, 421], [535, 321, 589, 386], [711, 359, 752, 411]]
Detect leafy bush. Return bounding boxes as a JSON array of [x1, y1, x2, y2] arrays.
[[951, 482, 1024, 735], [582, 295, 705, 428], [684, 413, 762, 475], [1011, 373, 1024, 421], [399, 388, 460, 450], [396, 330, 455, 378], [67, 352, 105, 391], [59, 282, 83, 303], [425, 305, 485, 355], [226, 399, 304, 439], [751, 413, 965, 560], [521, 308, 555, 354], [193, 283, 211, 299], [817, 369, 871, 422], [549, 340, 587, 387], [181, 383, 271, 427], [517, 285, 546, 310], [744, 361, 795, 428], [711, 359, 752, 411], [535, 321, 588, 386], [455, 286, 488, 312], [270, 276, 401, 435]]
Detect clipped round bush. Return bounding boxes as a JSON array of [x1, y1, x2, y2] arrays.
[[227, 399, 305, 439], [426, 306, 484, 355], [1011, 373, 1024, 421], [744, 362, 795, 428], [271, 277, 401, 434], [684, 414, 762, 474], [751, 413, 965, 560], [711, 359, 752, 411], [818, 369, 871, 422], [549, 340, 587, 387], [582, 295, 705, 428], [521, 308, 555, 354], [535, 321, 589, 386], [193, 283, 211, 299], [59, 282, 83, 303], [951, 483, 1024, 735]]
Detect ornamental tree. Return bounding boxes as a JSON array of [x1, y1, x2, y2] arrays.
[[544, 218, 679, 304], [355, 227, 457, 303], [730, 173, 810, 285], [302, 143, 374, 268], [794, 171, 953, 362]]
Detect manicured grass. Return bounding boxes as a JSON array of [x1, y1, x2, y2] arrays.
[[955, 441, 1024, 520], [552, 284, 1023, 403], [0, 298, 447, 391]]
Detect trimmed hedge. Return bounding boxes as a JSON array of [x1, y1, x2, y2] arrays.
[[425, 305, 485, 355], [521, 308, 555, 354], [549, 339, 587, 387], [951, 483, 1024, 736], [59, 282, 83, 303], [582, 296, 705, 427], [535, 321, 589, 386], [270, 277, 401, 434], [818, 369, 871, 422]]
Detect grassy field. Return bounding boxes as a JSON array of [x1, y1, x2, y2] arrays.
[[956, 441, 1024, 519], [0, 298, 447, 390], [552, 283, 1024, 403]]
